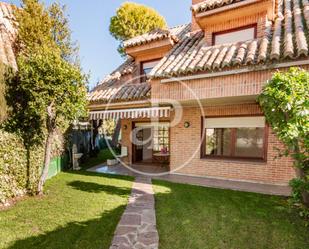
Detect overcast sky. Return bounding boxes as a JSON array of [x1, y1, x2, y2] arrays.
[[4, 0, 191, 88]]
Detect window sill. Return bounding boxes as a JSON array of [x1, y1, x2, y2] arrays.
[[200, 156, 267, 164]]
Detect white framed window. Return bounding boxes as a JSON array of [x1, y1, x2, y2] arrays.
[[134, 122, 170, 152], [202, 116, 267, 160], [213, 25, 256, 45]]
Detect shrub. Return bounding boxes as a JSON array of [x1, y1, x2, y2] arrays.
[[258, 67, 309, 220], [0, 129, 44, 204]]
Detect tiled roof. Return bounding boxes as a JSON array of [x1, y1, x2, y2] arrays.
[[0, 2, 17, 70], [192, 0, 243, 14], [151, 0, 309, 78], [89, 24, 191, 103], [123, 24, 191, 48], [100, 58, 136, 87], [88, 58, 151, 103], [88, 82, 151, 103]]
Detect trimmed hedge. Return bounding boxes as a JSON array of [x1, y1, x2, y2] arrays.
[[0, 129, 44, 204]]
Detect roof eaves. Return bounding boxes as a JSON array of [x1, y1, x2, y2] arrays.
[[191, 0, 243, 14], [123, 24, 191, 49]]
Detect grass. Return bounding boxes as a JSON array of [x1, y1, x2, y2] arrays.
[[0, 171, 133, 249], [80, 148, 114, 169], [153, 180, 309, 249]]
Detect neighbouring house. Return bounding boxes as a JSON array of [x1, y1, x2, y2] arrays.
[[88, 0, 309, 187]]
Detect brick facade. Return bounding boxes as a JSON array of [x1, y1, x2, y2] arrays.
[[151, 65, 309, 102], [169, 104, 295, 185], [119, 103, 295, 185], [89, 0, 307, 187], [203, 13, 267, 44]]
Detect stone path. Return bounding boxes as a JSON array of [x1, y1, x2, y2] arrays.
[[110, 177, 159, 249]]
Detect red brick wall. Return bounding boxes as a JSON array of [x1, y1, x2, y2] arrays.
[[192, 0, 273, 41], [151, 66, 309, 102], [119, 103, 295, 185], [169, 104, 295, 185], [204, 13, 267, 44]]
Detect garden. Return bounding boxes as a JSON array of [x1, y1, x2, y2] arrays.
[[0, 172, 133, 249], [0, 0, 308, 248]]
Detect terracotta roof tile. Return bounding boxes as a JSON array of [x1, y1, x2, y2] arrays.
[[192, 0, 243, 14], [123, 24, 191, 48], [150, 0, 309, 78], [88, 82, 150, 103], [294, 0, 308, 56], [0, 2, 17, 70], [257, 20, 271, 62], [88, 58, 151, 103]]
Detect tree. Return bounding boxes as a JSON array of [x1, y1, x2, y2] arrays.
[[5, 0, 87, 194], [258, 67, 309, 207], [6, 48, 87, 194], [48, 2, 79, 62], [109, 2, 167, 55], [15, 0, 57, 55]]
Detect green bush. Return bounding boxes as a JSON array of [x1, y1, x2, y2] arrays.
[[0, 129, 44, 204]]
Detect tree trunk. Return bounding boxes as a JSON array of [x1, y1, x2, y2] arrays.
[[37, 130, 54, 195], [26, 147, 31, 192], [293, 140, 309, 207], [295, 167, 309, 207], [302, 192, 309, 208]]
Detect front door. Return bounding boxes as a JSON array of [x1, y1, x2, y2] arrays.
[[134, 129, 143, 162]]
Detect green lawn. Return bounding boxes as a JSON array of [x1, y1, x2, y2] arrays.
[[153, 180, 309, 249], [0, 172, 133, 249], [80, 148, 114, 169]]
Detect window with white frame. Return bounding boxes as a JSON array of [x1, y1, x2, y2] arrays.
[[213, 25, 256, 45], [202, 116, 267, 160], [134, 122, 169, 152]]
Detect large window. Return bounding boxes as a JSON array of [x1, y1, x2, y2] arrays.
[[213, 25, 257, 45], [202, 116, 267, 160]]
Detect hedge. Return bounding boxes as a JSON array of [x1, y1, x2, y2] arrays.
[[0, 129, 44, 204]]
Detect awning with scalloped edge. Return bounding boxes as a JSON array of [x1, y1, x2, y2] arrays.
[[89, 107, 171, 120]]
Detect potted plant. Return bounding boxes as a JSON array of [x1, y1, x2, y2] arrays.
[[107, 155, 118, 166]]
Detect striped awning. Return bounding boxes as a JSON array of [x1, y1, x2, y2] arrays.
[[89, 107, 171, 120]]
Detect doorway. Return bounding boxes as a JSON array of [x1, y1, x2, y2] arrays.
[[133, 126, 153, 163], [132, 122, 170, 164]]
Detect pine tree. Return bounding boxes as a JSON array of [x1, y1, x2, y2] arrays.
[[109, 2, 167, 56]]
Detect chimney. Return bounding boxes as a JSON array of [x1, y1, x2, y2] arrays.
[[191, 0, 204, 31]]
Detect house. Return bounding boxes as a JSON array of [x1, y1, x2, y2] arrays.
[[88, 0, 309, 187]]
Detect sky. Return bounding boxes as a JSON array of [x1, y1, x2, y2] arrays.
[[3, 0, 191, 88]]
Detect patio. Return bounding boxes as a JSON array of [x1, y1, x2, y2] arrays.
[[87, 163, 291, 196], [87, 163, 169, 176]]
